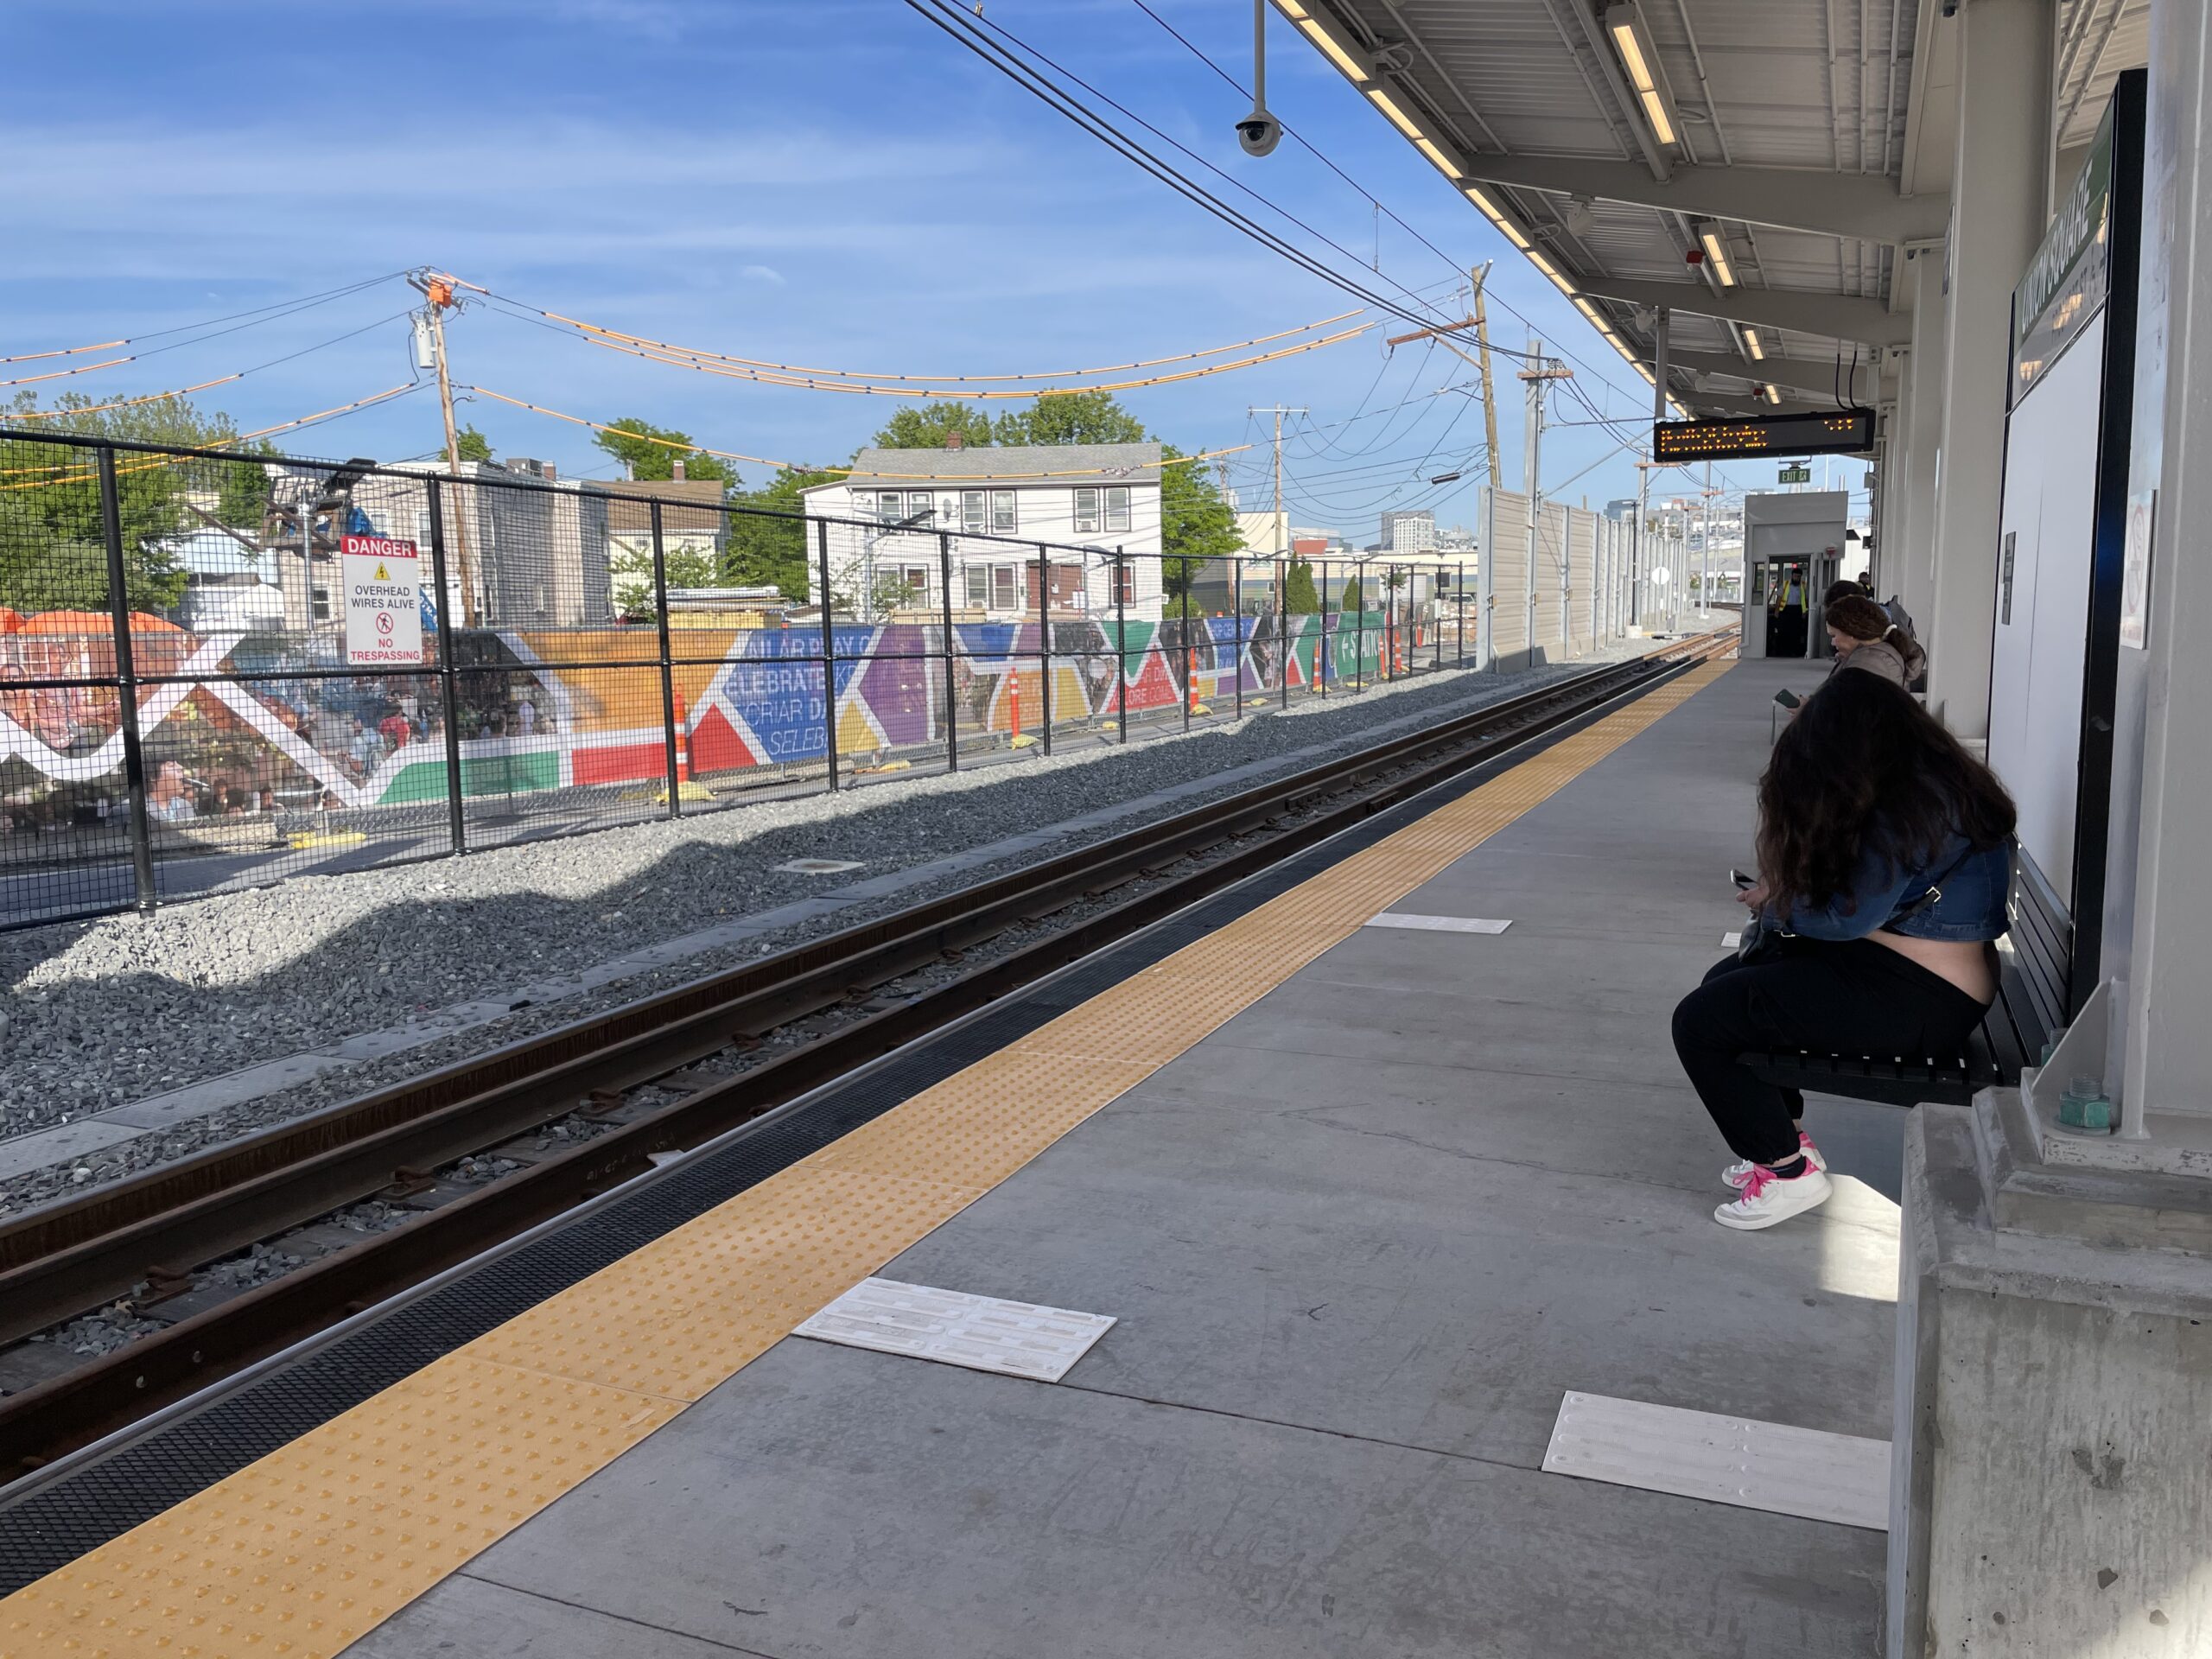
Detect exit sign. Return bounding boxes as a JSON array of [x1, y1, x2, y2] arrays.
[[1779, 465, 1813, 484]]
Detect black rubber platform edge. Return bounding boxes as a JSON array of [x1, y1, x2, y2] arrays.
[[0, 664, 1691, 1590]]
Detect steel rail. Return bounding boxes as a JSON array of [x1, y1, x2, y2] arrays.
[[0, 633, 1731, 1471]]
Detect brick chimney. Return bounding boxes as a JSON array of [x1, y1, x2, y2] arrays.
[[945, 429, 965, 451], [542, 462, 556, 482], [672, 458, 687, 480]]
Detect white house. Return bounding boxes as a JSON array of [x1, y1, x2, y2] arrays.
[[800, 442, 1166, 621]]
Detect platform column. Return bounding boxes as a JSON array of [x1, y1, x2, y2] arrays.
[[1893, 246, 1948, 641], [1923, 0, 2056, 736]]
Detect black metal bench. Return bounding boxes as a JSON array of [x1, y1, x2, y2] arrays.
[[1739, 850, 2069, 1108]]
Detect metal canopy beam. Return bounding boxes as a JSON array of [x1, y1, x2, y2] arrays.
[[1460, 153, 1951, 243], [1680, 391, 1829, 418], [1663, 347, 1883, 402], [1577, 278, 1914, 347]]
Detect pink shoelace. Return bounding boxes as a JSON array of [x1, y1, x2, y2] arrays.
[[1739, 1163, 1789, 1201]]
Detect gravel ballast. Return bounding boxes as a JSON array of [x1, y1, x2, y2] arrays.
[[0, 646, 1668, 1209]]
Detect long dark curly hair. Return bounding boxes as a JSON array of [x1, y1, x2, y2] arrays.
[[1758, 671, 2015, 912]]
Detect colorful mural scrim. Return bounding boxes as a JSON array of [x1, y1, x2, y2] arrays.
[[0, 612, 1400, 823]]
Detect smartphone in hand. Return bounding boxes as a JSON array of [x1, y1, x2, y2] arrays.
[[1774, 689, 1802, 709], [1731, 868, 1756, 890]]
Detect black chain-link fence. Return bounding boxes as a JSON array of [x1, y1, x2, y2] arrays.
[[0, 429, 1483, 930]]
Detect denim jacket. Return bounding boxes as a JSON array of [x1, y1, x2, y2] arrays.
[[1772, 832, 2012, 944]]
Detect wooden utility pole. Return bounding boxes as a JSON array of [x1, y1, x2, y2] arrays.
[[411, 271, 480, 626], [1470, 264, 1502, 485], [1248, 404, 1306, 609], [1516, 340, 1575, 656], [1381, 264, 1502, 485]]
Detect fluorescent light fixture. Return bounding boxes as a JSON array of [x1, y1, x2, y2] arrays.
[[1741, 326, 1765, 360], [1414, 136, 1463, 179], [1764, 384, 1783, 405], [1633, 362, 1657, 385], [1697, 223, 1738, 288], [1527, 251, 1559, 279], [1603, 3, 1683, 149], [1272, 0, 1309, 16], [1296, 13, 1371, 80], [1367, 87, 1425, 141], [1465, 185, 1533, 249], [1573, 297, 1604, 324]]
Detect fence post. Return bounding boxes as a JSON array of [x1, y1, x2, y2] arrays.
[[1319, 560, 1330, 696], [1354, 565, 1367, 692], [1179, 554, 1192, 731], [939, 531, 959, 772], [1035, 543, 1052, 756], [1231, 558, 1243, 719], [651, 500, 681, 817], [424, 480, 468, 855], [1456, 561, 1467, 667], [98, 446, 159, 912], [816, 518, 839, 791], [1115, 545, 1129, 745]]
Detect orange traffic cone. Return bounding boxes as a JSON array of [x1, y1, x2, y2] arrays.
[[673, 693, 692, 782]]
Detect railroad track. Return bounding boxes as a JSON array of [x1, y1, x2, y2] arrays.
[[0, 632, 1733, 1476]]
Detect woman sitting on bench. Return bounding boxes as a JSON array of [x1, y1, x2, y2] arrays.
[[1672, 671, 2015, 1230]]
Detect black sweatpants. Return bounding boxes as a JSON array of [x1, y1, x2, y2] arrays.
[[1670, 936, 1989, 1165]]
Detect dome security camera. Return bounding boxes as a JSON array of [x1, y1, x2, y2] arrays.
[[1236, 108, 1282, 157]]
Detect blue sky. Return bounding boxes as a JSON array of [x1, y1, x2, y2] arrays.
[[0, 0, 1806, 536]]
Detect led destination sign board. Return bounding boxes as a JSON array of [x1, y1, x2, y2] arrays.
[[1653, 408, 1876, 462]]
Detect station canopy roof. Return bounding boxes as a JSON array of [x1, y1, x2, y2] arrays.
[[1276, 0, 2148, 419]]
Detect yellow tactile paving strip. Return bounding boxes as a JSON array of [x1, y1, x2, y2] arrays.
[[1, 658, 1730, 1659]]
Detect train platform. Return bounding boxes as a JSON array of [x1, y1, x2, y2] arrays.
[[3, 647, 1913, 1659]]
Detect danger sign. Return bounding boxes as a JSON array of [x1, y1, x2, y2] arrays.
[[341, 535, 424, 665]]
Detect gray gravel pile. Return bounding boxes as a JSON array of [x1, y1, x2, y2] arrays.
[[1, 649, 1654, 1196]]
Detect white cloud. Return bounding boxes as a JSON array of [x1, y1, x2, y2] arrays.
[[738, 265, 786, 285]]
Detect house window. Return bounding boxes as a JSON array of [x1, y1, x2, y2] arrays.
[[962, 490, 987, 535], [1116, 562, 1135, 606], [990, 565, 1019, 610], [963, 565, 991, 608], [906, 491, 935, 525], [876, 491, 904, 524], [899, 565, 930, 601], [1074, 486, 1129, 536], [990, 490, 1017, 534]]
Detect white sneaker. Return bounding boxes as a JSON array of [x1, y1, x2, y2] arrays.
[[1724, 1133, 1827, 1190], [1714, 1162, 1834, 1230]]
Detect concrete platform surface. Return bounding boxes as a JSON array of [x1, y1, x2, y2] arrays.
[[348, 654, 1898, 1659]]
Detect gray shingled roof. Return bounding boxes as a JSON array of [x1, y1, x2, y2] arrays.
[[828, 442, 1163, 488]]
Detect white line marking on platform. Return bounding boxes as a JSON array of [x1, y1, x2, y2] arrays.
[[774, 857, 864, 874], [1541, 1390, 1890, 1531], [1364, 912, 1513, 935], [1722, 931, 1742, 947], [794, 1278, 1116, 1382]]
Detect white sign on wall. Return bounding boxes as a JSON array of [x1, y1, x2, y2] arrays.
[[340, 535, 424, 666]]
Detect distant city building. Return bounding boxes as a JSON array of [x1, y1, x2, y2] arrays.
[[1605, 499, 1638, 522], [1378, 509, 1437, 554]]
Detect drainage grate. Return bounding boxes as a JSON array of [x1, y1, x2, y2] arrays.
[[0, 685, 1637, 1591]]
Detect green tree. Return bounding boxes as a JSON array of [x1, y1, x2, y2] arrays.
[[1159, 443, 1239, 574], [1342, 575, 1363, 613], [0, 390, 268, 613], [214, 438, 277, 529], [870, 403, 995, 449], [1282, 557, 1320, 614], [455, 423, 493, 463], [996, 390, 1147, 447], [591, 417, 735, 486], [608, 541, 717, 619], [724, 466, 844, 601]]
